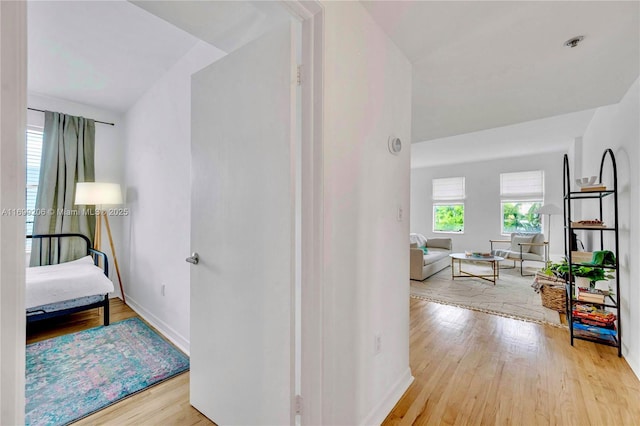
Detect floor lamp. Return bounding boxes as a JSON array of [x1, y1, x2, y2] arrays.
[[538, 203, 562, 265], [75, 182, 126, 304]]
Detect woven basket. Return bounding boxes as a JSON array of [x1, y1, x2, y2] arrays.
[[540, 284, 566, 311], [536, 272, 567, 312]]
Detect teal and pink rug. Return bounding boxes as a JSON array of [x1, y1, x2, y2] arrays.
[[26, 317, 189, 426]]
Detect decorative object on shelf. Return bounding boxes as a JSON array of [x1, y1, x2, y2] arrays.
[[575, 176, 598, 187], [75, 182, 126, 305], [590, 250, 616, 266], [575, 176, 607, 192], [563, 148, 621, 356], [571, 251, 593, 264], [571, 219, 606, 228]]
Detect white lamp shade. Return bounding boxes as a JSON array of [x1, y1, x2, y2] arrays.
[[538, 203, 562, 215], [75, 182, 123, 205]]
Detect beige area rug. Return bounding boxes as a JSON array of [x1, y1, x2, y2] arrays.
[[411, 262, 563, 326]]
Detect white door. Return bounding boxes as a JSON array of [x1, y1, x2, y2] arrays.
[[190, 23, 296, 425]]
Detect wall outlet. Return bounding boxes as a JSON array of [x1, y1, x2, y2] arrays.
[[161, 284, 166, 296], [397, 206, 403, 222], [374, 333, 382, 355]]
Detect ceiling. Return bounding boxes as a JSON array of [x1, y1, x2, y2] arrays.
[[28, 1, 639, 143], [27, 1, 290, 113], [131, 1, 291, 53], [411, 108, 596, 168], [28, 1, 203, 112], [361, 1, 640, 143]]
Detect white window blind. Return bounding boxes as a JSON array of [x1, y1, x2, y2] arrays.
[[433, 177, 465, 202], [26, 128, 43, 251], [500, 171, 544, 200]]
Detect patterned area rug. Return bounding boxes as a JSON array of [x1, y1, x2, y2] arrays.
[[26, 317, 189, 426], [411, 262, 562, 326]]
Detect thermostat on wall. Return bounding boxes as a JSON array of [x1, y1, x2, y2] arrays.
[[388, 137, 402, 155]]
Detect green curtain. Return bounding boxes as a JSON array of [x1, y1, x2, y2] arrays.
[[30, 111, 96, 266]]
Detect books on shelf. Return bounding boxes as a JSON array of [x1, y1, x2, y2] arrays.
[[573, 327, 617, 343], [573, 304, 617, 342], [572, 304, 616, 328], [571, 220, 606, 228], [573, 322, 617, 335], [580, 185, 607, 192], [577, 287, 611, 303]]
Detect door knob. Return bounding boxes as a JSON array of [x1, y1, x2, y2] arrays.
[[186, 252, 199, 265]]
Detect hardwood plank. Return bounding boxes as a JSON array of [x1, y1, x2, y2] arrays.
[[27, 298, 640, 425], [384, 298, 640, 425]]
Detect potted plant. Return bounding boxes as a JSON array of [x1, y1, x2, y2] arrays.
[[543, 259, 614, 288]]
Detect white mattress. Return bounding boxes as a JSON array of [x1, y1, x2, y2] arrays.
[[25, 256, 114, 309]]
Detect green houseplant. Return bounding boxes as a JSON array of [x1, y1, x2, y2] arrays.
[[543, 258, 614, 286]]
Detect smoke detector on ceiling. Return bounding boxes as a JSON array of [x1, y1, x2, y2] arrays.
[[564, 36, 585, 48]]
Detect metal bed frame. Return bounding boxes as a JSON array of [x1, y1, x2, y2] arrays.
[[27, 233, 110, 326]]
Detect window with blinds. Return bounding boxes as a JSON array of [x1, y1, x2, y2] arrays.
[[432, 177, 465, 233], [500, 171, 543, 234], [26, 128, 43, 251]]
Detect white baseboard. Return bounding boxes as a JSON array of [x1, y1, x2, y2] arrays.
[[125, 294, 190, 356], [361, 367, 414, 426], [622, 344, 640, 381]]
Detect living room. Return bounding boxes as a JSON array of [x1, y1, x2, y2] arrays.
[[396, 0, 639, 383]]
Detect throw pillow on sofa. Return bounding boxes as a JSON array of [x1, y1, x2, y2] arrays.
[[510, 234, 535, 253], [409, 233, 428, 248]]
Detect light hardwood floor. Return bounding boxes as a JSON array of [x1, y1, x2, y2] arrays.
[[383, 298, 640, 425], [27, 298, 640, 425]]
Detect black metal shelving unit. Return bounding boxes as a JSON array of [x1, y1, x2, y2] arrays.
[[563, 149, 621, 357]]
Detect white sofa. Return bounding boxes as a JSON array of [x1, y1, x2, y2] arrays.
[[409, 234, 453, 281]]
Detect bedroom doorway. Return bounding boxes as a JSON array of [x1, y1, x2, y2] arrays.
[[1, 1, 324, 424]]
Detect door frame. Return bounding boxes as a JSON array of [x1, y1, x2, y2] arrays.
[[281, 2, 325, 424], [0, 1, 27, 425], [0, 1, 324, 424]]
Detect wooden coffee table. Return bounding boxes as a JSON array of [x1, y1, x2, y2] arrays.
[[450, 253, 505, 285]]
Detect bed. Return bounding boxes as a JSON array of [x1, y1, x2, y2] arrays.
[[26, 233, 114, 325]]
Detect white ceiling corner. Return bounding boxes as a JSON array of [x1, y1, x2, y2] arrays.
[[28, 0, 205, 112], [27, 0, 290, 113], [130, 1, 291, 54], [361, 1, 640, 143]]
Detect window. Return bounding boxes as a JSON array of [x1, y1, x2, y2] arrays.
[[500, 170, 543, 234], [26, 128, 44, 251], [432, 177, 465, 233]]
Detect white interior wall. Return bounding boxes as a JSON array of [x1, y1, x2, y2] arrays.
[[411, 151, 566, 259], [0, 1, 27, 423], [26, 94, 125, 297], [122, 41, 225, 353], [321, 2, 413, 424], [580, 77, 639, 377]]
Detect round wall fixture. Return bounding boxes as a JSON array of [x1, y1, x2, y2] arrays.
[[564, 35, 584, 48], [388, 137, 402, 155]]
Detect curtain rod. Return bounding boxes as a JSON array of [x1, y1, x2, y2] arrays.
[[27, 108, 115, 126]]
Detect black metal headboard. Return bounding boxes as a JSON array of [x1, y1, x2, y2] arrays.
[[27, 233, 109, 275]]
